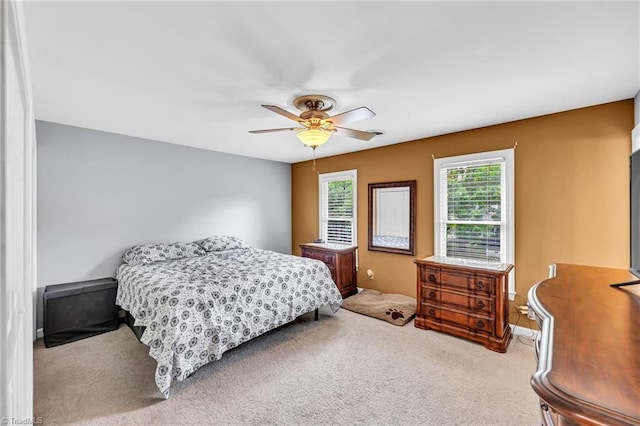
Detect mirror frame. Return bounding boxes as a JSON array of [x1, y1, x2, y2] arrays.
[[367, 180, 416, 255]]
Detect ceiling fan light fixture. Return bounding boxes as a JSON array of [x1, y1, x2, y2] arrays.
[[297, 128, 331, 148]]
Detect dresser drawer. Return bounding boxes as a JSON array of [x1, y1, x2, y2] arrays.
[[466, 315, 494, 335], [301, 249, 336, 266], [421, 302, 468, 328], [421, 285, 493, 315], [472, 273, 496, 295], [419, 266, 440, 284], [439, 270, 495, 296], [421, 302, 494, 335]]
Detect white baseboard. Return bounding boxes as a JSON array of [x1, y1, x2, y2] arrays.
[[36, 328, 43, 339]]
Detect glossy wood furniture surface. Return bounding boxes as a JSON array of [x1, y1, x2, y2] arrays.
[[528, 264, 640, 426], [300, 243, 357, 298], [415, 256, 513, 353]]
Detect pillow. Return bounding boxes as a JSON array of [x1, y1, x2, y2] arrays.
[[341, 288, 416, 326], [122, 241, 206, 265], [194, 235, 251, 252]]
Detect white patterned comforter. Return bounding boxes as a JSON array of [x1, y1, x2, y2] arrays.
[[116, 248, 343, 398]]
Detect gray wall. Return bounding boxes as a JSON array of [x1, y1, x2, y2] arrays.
[[634, 91, 639, 152], [633, 88, 640, 126], [37, 120, 291, 328]]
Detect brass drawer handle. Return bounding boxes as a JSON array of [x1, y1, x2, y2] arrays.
[[428, 291, 436, 299], [476, 300, 485, 309], [428, 309, 435, 316], [476, 281, 485, 290], [428, 274, 437, 283], [475, 320, 485, 329]]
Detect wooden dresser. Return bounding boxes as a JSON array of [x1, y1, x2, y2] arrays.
[[300, 243, 357, 298], [528, 264, 640, 426], [415, 256, 513, 353]]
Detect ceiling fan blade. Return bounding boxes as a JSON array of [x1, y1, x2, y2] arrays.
[[327, 107, 375, 126], [335, 127, 381, 141], [261, 105, 302, 122], [249, 127, 304, 134]]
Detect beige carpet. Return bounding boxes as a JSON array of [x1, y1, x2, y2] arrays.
[[34, 308, 540, 425]]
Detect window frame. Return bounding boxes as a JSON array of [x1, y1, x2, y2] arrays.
[[433, 149, 515, 299], [318, 169, 358, 246]]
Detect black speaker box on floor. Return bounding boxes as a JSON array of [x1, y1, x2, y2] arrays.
[[43, 277, 118, 348]]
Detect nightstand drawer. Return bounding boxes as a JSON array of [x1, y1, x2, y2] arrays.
[[326, 265, 337, 282], [301, 249, 336, 266]]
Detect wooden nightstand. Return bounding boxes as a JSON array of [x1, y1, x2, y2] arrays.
[[300, 243, 357, 298]]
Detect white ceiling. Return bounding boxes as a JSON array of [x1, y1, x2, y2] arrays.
[[24, 1, 640, 164]]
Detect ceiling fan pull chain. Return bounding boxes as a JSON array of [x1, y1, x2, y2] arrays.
[[312, 147, 317, 171]]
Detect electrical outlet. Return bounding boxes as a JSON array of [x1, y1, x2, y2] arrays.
[[527, 307, 536, 320], [366, 269, 374, 280]]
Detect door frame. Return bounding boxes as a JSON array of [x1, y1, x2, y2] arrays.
[[1, 0, 37, 419]]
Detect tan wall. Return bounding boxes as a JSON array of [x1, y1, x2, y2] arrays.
[[291, 100, 633, 324]]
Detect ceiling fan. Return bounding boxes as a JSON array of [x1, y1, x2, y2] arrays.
[[249, 94, 382, 150]]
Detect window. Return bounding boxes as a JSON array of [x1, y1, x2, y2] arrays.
[[434, 149, 515, 297], [319, 170, 357, 245]]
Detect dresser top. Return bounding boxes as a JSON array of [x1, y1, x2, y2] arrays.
[[300, 242, 357, 253], [529, 263, 640, 424], [418, 255, 513, 273]]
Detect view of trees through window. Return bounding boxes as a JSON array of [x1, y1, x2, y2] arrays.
[[445, 164, 502, 261], [326, 180, 353, 244]]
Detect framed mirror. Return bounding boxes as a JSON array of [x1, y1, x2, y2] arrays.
[[368, 180, 416, 255]]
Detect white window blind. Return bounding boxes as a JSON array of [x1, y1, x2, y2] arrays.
[[439, 160, 504, 261], [434, 149, 515, 297], [319, 170, 357, 245]]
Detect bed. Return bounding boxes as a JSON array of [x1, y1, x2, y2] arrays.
[[115, 236, 343, 398]]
